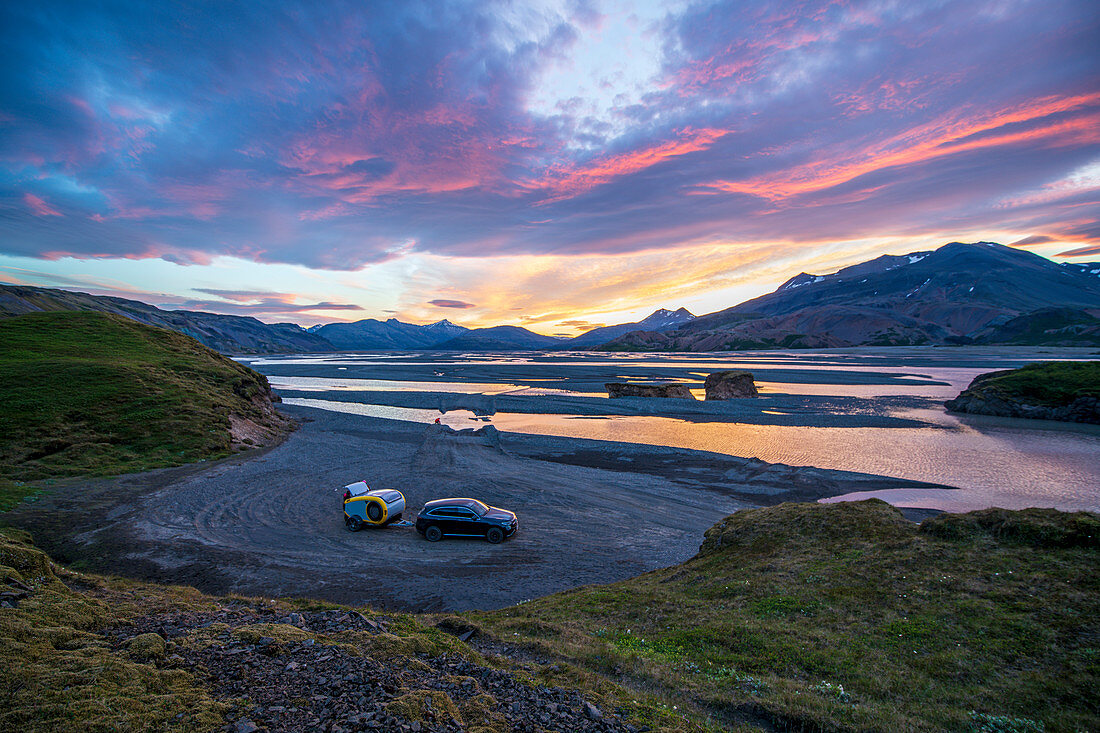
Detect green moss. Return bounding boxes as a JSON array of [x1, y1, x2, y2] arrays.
[[0, 479, 44, 512], [125, 632, 167, 660], [0, 311, 285, 485], [0, 531, 227, 731], [385, 689, 463, 726], [921, 507, 1100, 548], [961, 361, 1100, 406]]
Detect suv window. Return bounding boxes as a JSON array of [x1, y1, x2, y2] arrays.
[[430, 508, 460, 517], [453, 508, 478, 520]]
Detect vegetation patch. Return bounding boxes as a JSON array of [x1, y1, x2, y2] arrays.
[[0, 311, 289, 486], [471, 500, 1100, 732], [956, 361, 1099, 406], [0, 528, 227, 731]]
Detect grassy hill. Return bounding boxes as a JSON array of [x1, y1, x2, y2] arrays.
[[468, 501, 1100, 732], [0, 311, 290, 502]]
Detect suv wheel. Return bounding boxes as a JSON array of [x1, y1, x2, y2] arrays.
[[485, 527, 504, 544], [425, 525, 443, 542]]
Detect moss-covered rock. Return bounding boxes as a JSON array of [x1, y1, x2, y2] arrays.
[[0, 528, 57, 586], [385, 689, 463, 726], [125, 632, 166, 660]]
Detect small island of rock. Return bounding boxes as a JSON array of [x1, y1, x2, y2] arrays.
[[944, 361, 1099, 424]]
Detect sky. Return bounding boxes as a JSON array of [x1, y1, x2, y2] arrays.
[[1, 0, 1098, 336]]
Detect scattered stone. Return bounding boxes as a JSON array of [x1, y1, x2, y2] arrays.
[[703, 370, 758, 400], [106, 606, 634, 733]]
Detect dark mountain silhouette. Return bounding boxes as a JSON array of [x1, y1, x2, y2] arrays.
[[601, 243, 1100, 350], [313, 317, 467, 350], [560, 307, 695, 349], [432, 325, 563, 350]]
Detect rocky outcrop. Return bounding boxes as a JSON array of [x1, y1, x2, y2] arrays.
[[704, 370, 758, 399], [945, 364, 1100, 424], [103, 602, 634, 733], [605, 382, 695, 399], [945, 390, 1099, 424]]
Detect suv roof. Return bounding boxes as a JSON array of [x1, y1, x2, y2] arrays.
[[423, 497, 487, 510]]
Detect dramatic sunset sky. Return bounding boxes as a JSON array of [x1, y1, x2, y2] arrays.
[[1, 1, 1097, 334]]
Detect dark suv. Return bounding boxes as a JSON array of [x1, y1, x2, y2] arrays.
[[415, 498, 518, 544]]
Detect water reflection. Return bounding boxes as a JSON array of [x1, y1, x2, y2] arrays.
[[283, 397, 1100, 512]]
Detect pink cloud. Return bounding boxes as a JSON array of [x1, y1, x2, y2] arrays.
[[700, 93, 1100, 202], [23, 192, 62, 216], [39, 242, 215, 266], [533, 127, 731, 201]]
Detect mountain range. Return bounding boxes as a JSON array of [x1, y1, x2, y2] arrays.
[[312, 317, 468, 350], [601, 242, 1100, 350], [3, 242, 1098, 353]]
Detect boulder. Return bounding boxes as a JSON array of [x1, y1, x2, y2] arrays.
[[605, 382, 695, 399], [704, 371, 758, 400]]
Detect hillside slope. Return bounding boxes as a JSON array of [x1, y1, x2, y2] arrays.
[[0, 311, 291, 482], [472, 500, 1099, 732], [602, 243, 1100, 350], [0, 284, 333, 354]]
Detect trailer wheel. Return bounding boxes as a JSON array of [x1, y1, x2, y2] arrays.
[[346, 516, 363, 532], [367, 502, 383, 522], [485, 527, 504, 544], [425, 525, 443, 542]]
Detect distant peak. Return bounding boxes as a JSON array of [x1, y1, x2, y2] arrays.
[[643, 306, 695, 320], [431, 319, 455, 327], [779, 272, 823, 290]]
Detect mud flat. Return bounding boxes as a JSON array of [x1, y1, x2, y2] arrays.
[[4, 404, 943, 612]]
